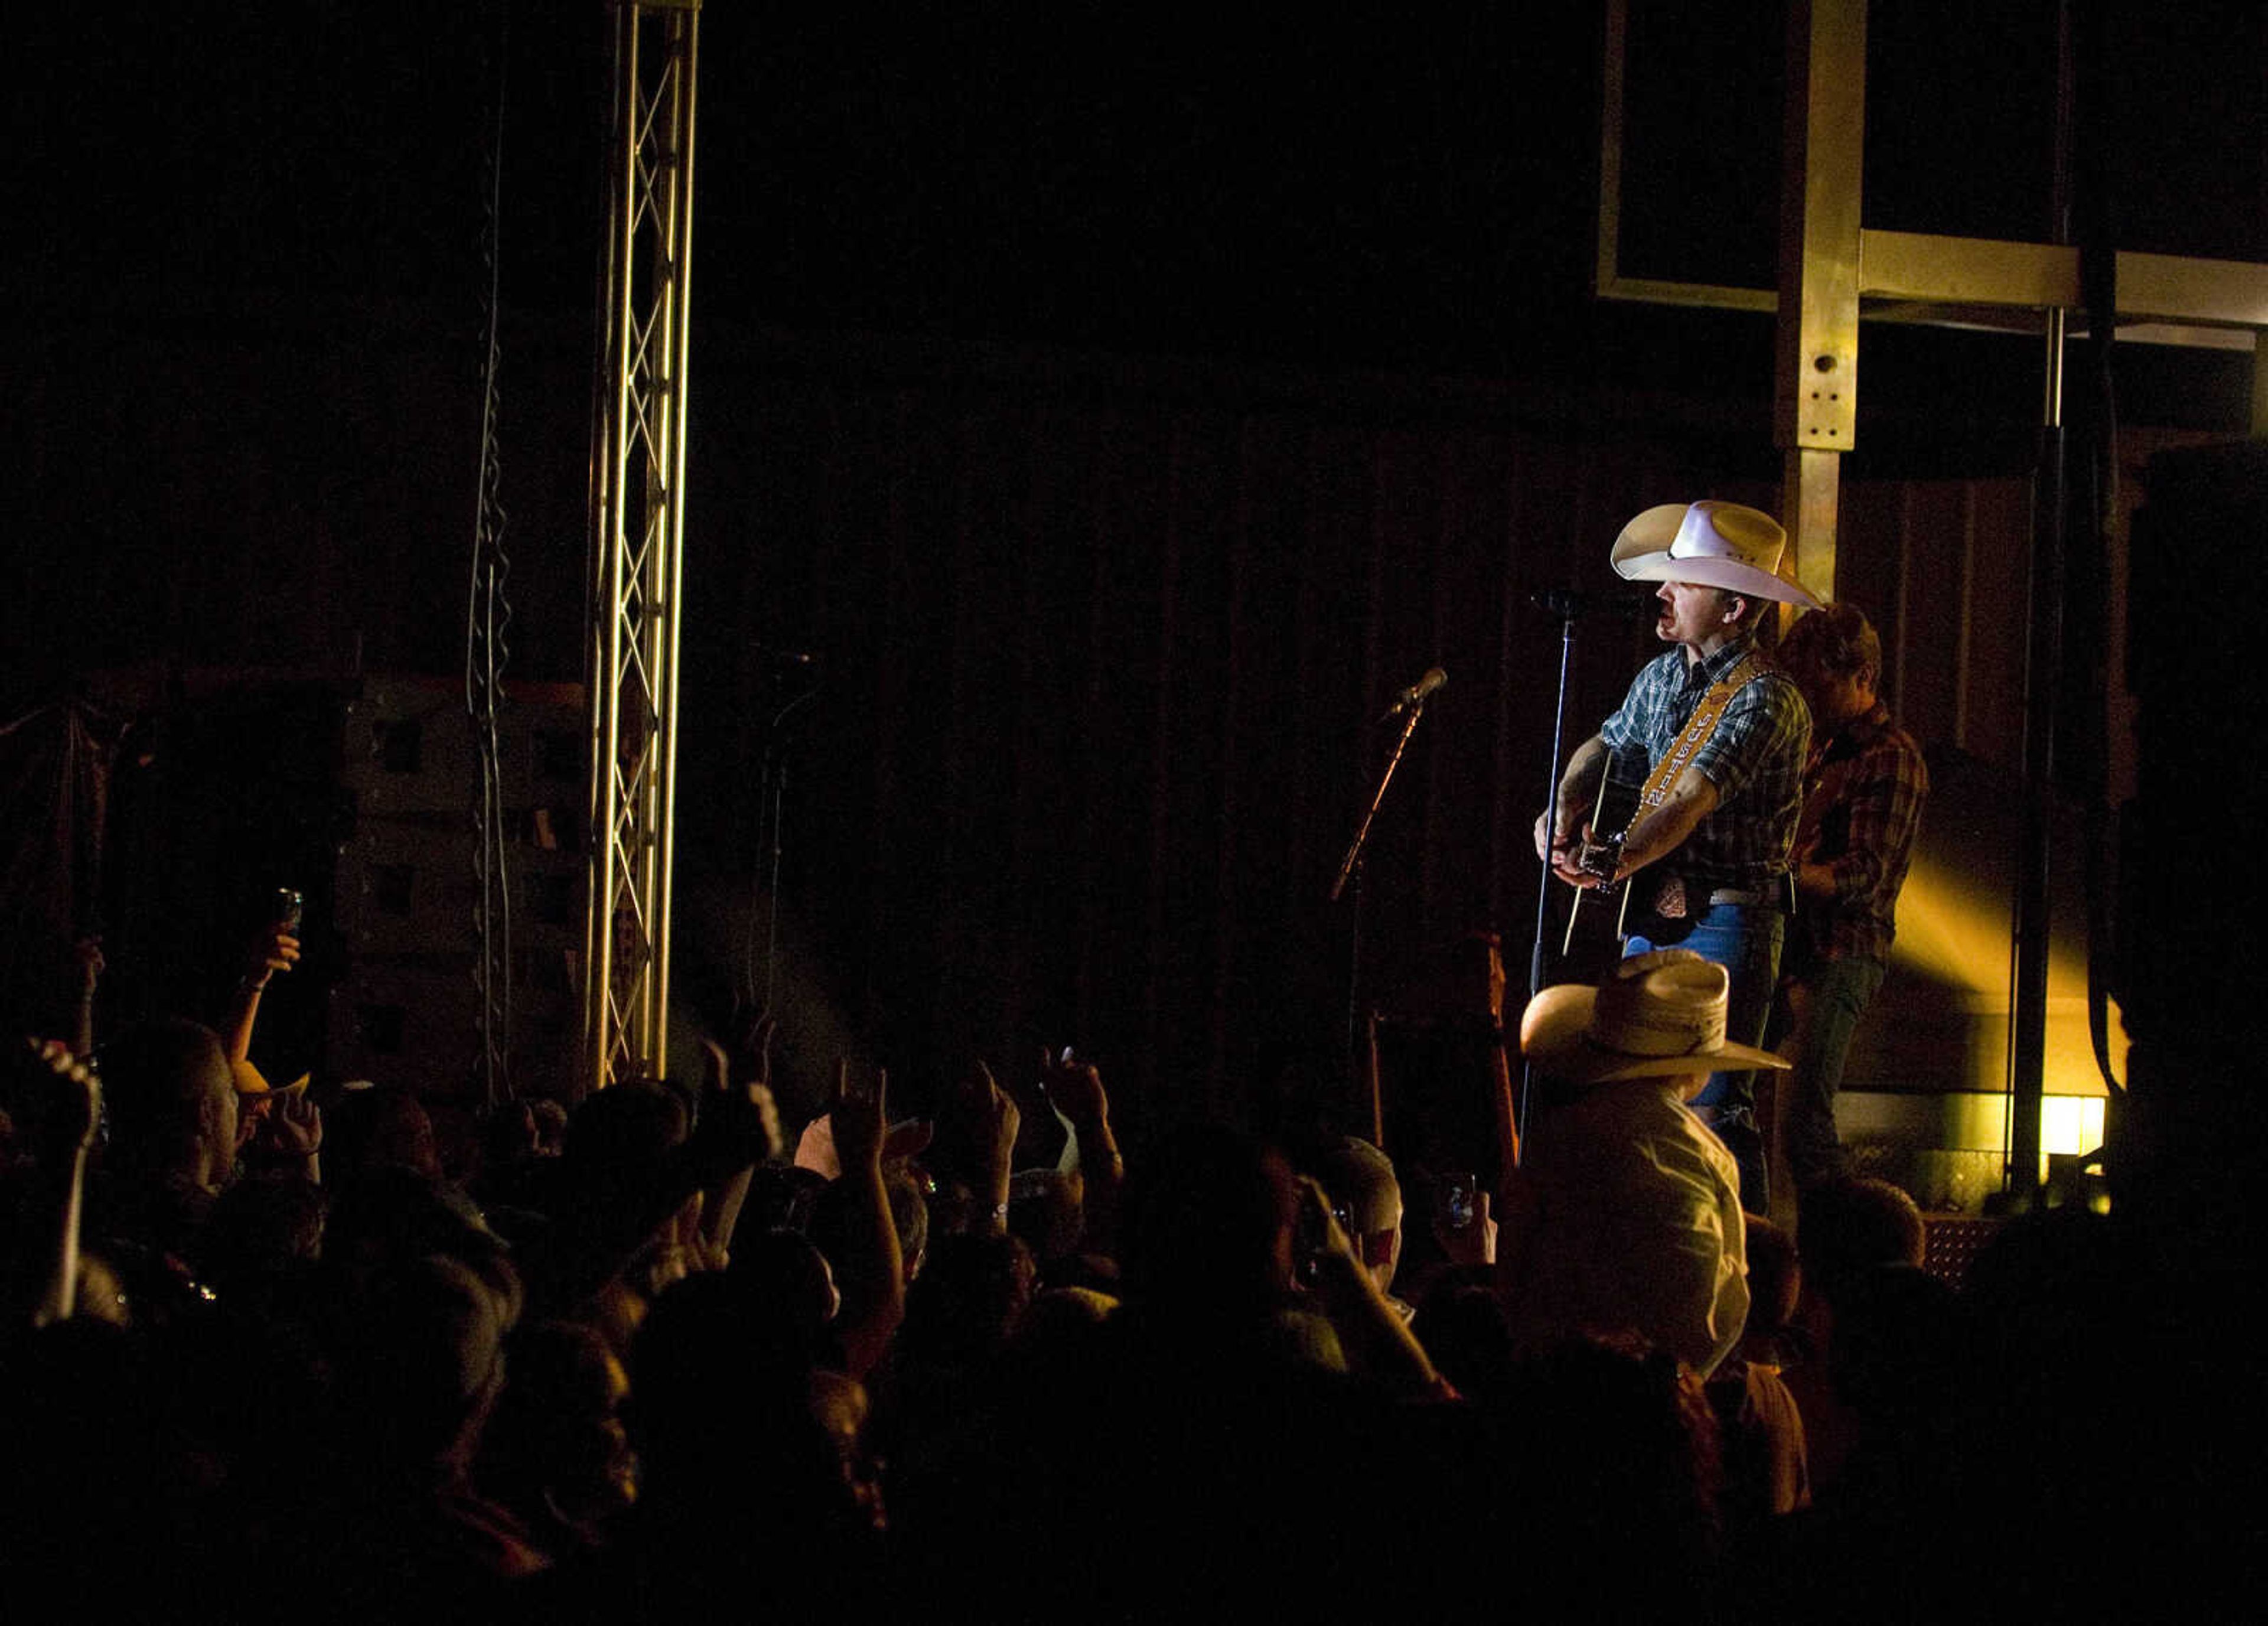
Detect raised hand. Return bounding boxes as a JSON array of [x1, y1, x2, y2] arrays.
[[68, 938, 106, 1055], [28, 1038, 102, 1156], [939, 1061, 1020, 1236], [1433, 1188, 1498, 1268], [832, 1059, 889, 1172], [971, 1062, 1020, 1171], [701, 1018, 784, 1165], [1038, 1046, 1124, 1250], [1040, 1047, 1109, 1129], [1295, 1174, 1361, 1282], [71, 937, 106, 999], [823, 1058, 907, 1374], [243, 927, 302, 991], [25, 1038, 102, 1327], [267, 1090, 324, 1161], [690, 1024, 785, 1272], [224, 927, 301, 1067], [726, 1000, 779, 1088]]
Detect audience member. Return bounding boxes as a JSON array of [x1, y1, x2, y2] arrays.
[[1311, 1133, 1413, 1319], [1707, 1213, 1811, 1553], [477, 1317, 638, 1563], [1510, 950, 1787, 1376], [1796, 1173, 1925, 1299], [1, 878, 2217, 1623]]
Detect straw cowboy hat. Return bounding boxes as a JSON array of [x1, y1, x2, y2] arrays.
[[1610, 500, 1823, 609], [229, 1057, 311, 1100], [1521, 949, 1791, 1083]]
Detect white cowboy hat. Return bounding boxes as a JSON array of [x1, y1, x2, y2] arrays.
[[1609, 500, 1824, 608], [1520, 949, 1791, 1083]]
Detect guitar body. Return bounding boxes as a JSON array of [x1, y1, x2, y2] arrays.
[[1557, 744, 1648, 978]]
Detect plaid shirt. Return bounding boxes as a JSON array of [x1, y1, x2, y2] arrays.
[[1788, 701, 1928, 966], [1600, 634, 1811, 894]]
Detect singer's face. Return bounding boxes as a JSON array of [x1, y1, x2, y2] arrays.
[[1655, 581, 1734, 653]]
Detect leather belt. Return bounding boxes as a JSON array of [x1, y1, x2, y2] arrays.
[[1703, 884, 1785, 910], [1638, 872, 1796, 924]]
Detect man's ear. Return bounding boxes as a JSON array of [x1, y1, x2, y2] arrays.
[[1722, 593, 1752, 628]]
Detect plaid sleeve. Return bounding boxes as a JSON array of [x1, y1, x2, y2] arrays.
[[1689, 671, 1809, 806], [1827, 734, 1928, 910]]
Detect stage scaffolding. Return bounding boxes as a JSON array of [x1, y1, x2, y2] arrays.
[[584, 0, 699, 1091]]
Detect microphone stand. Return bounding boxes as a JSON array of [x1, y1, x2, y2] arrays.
[[1521, 595, 1588, 1149], [746, 676, 821, 1018], [1331, 692, 1432, 1083]]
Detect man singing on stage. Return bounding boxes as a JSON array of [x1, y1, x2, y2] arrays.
[[1533, 500, 1819, 1209]]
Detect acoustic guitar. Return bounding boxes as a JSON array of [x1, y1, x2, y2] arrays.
[[1558, 744, 1648, 973]]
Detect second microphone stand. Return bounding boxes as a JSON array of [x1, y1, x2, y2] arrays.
[[1331, 686, 1436, 1094]]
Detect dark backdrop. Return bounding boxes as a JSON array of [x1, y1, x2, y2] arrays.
[[5, 2, 2261, 1131]]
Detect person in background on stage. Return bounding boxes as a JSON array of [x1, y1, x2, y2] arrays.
[[1534, 500, 1818, 1208], [1769, 602, 1927, 1199]]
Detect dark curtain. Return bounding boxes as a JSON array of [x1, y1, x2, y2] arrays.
[[679, 341, 1778, 1139]]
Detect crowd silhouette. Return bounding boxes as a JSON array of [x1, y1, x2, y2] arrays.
[[0, 915, 2233, 1622]]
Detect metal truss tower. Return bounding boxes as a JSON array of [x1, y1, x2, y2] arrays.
[[584, 0, 699, 1090]]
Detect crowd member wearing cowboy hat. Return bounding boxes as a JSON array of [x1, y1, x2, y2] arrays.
[[1506, 950, 1793, 1377], [1533, 500, 1818, 1211]]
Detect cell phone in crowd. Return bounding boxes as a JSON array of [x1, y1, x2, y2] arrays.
[[274, 887, 304, 933], [1436, 1171, 1478, 1231]]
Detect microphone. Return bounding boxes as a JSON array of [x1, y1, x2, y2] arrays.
[[1529, 586, 1656, 620], [1381, 666, 1447, 718]]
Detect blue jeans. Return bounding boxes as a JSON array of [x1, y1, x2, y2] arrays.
[[1769, 954, 1887, 1191], [1627, 902, 1784, 1212]]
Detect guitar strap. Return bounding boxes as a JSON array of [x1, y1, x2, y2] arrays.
[[1624, 651, 1765, 923], [1635, 651, 1765, 812]]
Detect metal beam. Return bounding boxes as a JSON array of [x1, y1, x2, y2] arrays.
[[584, 0, 699, 1091], [1774, 0, 1867, 598], [1595, 275, 1777, 315], [1595, 1, 1779, 316], [1595, 0, 2268, 353], [1858, 230, 2075, 309], [1597, 0, 2268, 556], [1861, 230, 2268, 327], [1604, 229, 2268, 344], [1783, 448, 1842, 606], [2104, 250, 2268, 328]]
